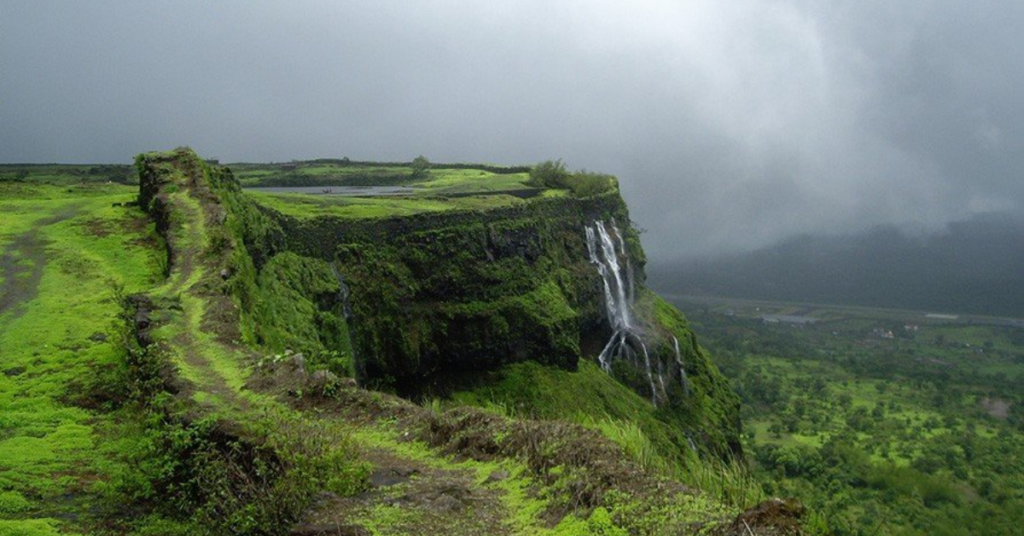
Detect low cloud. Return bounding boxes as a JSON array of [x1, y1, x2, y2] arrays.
[[2, 1, 1021, 260]]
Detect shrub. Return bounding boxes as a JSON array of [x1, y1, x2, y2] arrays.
[[564, 171, 615, 197], [411, 155, 430, 180], [527, 159, 571, 188], [527, 160, 615, 197]]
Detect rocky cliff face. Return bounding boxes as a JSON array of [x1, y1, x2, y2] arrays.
[[273, 193, 632, 387]]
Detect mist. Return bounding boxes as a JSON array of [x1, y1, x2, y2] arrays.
[[2, 0, 1022, 261]]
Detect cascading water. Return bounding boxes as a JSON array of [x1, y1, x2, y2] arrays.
[[673, 336, 690, 396], [586, 220, 663, 405], [330, 263, 353, 320]]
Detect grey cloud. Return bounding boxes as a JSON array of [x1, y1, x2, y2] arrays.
[[1, 0, 1021, 261]]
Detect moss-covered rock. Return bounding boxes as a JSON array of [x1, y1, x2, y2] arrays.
[[271, 190, 635, 391]]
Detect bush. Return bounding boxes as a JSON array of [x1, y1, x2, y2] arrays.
[[564, 171, 615, 197], [527, 159, 571, 188], [411, 155, 430, 180], [527, 160, 615, 197]]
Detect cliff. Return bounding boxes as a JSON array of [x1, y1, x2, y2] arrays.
[[121, 148, 776, 535], [224, 158, 742, 459]]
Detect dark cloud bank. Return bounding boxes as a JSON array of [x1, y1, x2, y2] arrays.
[[2, 1, 1022, 262]]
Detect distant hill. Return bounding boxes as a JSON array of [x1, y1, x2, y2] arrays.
[[649, 212, 1024, 318]]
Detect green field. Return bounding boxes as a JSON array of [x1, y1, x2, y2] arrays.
[[229, 161, 531, 192], [0, 164, 134, 185], [229, 160, 584, 219], [247, 189, 538, 219], [0, 182, 162, 535]]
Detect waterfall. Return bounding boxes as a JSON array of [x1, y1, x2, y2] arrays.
[[586, 220, 663, 405], [673, 336, 690, 396], [330, 263, 353, 320]]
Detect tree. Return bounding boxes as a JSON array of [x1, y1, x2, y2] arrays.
[[411, 155, 430, 180]]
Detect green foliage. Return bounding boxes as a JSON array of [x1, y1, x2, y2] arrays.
[[0, 519, 66, 536], [551, 507, 628, 536], [410, 155, 430, 180], [0, 163, 135, 185], [0, 492, 29, 515], [685, 299, 1024, 535], [2, 148, 754, 535], [565, 170, 616, 197], [527, 160, 616, 197], [449, 358, 756, 507], [527, 159, 571, 188], [247, 252, 354, 372], [111, 410, 369, 536]]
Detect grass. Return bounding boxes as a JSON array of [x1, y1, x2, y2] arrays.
[[229, 161, 531, 193], [247, 190, 529, 219], [349, 422, 560, 535], [0, 183, 162, 534], [230, 160, 556, 221], [0, 164, 134, 186], [449, 360, 685, 458], [411, 169, 531, 194], [447, 359, 762, 510]]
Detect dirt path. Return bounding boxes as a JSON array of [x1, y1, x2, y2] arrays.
[[0, 206, 80, 319], [159, 190, 248, 411]]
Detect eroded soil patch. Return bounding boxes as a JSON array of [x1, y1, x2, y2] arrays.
[[0, 206, 79, 318]]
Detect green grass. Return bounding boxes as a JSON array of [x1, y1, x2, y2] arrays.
[[349, 422, 561, 535], [446, 359, 761, 510], [0, 184, 162, 533], [411, 169, 531, 194], [229, 161, 531, 192], [449, 360, 684, 456], [247, 190, 529, 219], [0, 164, 134, 186], [229, 160, 546, 221]]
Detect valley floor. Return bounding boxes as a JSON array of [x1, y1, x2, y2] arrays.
[[671, 296, 1024, 535]]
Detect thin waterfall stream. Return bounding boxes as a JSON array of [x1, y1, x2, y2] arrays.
[[586, 220, 663, 405]]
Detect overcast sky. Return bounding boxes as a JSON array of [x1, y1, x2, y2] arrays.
[[2, 1, 1022, 261]]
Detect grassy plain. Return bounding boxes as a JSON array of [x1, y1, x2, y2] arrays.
[[229, 161, 531, 192], [248, 190, 530, 219], [229, 160, 552, 219]]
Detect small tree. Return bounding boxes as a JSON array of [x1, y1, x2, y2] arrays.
[[527, 159, 570, 188], [411, 155, 430, 180]]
